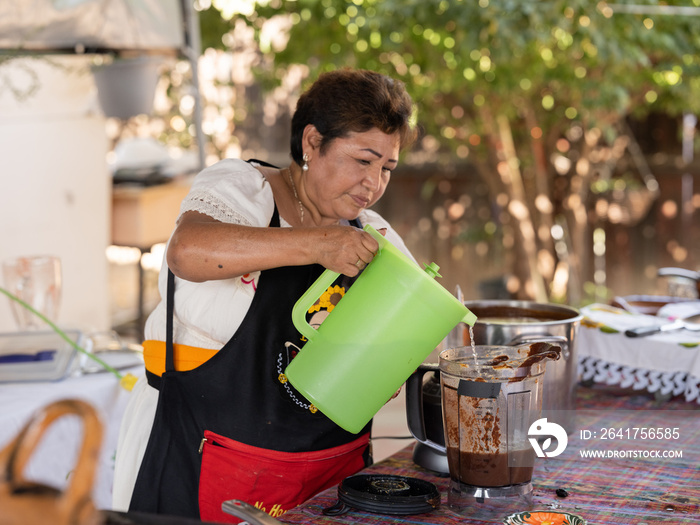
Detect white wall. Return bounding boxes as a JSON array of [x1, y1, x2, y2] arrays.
[[0, 56, 111, 333]]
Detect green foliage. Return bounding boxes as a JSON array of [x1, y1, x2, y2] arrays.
[[199, 5, 235, 51], [226, 0, 700, 156], [196, 0, 700, 301]]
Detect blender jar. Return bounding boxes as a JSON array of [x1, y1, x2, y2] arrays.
[[439, 343, 560, 513]]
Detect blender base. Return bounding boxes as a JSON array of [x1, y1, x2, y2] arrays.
[[411, 443, 450, 477], [447, 480, 534, 517]]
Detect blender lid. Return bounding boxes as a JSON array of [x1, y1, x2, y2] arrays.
[[325, 474, 440, 516]]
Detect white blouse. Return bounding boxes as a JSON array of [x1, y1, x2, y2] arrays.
[[144, 158, 417, 350]]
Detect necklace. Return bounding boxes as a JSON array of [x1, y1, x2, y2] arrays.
[[286, 168, 304, 224]]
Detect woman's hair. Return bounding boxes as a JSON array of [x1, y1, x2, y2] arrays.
[[290, 69, 416, 165]]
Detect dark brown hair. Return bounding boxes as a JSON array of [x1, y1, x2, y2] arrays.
[[290, 69, 416, 165]]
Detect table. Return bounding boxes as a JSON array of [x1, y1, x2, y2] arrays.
[[0, 366, 143, 510], [279, 384, 700, 524], [111, 177, 193, 249], [577, 303, 700, 403]]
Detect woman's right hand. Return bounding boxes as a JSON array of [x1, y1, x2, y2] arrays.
[[313, 225, 380, 277]]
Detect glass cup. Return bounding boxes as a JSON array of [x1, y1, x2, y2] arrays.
[[2, 255, 62, 330]]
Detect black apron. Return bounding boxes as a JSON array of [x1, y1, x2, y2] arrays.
[[128, 206, 369, 519]]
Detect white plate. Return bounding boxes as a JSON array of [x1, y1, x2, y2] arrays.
[[657, 300, 700, 321], [503, 510, 587, 524]]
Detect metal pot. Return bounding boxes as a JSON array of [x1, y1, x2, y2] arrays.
[[462, 300, 582, 433]]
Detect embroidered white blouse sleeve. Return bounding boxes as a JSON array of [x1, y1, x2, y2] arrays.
[[145, 159, 275, 350], [144, 159, 417, 350]]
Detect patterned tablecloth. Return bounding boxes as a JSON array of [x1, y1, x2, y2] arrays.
[[279, 384, 699, 525]]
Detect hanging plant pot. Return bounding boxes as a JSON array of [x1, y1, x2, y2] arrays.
[[92, 56, 161, 120]]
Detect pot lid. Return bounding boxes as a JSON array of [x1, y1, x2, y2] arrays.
[[324, 474, 440, 516]]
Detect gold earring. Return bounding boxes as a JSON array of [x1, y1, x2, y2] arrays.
[[302, 153, 309, 172]]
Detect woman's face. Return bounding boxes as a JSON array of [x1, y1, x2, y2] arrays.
[[303, 126, 401, 223]]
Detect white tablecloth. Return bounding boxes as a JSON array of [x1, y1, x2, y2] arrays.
[[0, 367, 143, 510], [578, 303, 700, 402]]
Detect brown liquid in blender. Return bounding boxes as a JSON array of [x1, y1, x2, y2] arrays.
[[442, 383, 536, 488], [446, 447, 534, 487]]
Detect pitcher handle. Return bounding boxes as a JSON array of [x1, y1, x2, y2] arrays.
[[405, 364, 446, 454], [291, 268, 341, 342], [291, 224, 388, 341]]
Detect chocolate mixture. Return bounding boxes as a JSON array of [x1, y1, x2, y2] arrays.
[[446, 447, 535, 487], [441, 342, 560, 488]]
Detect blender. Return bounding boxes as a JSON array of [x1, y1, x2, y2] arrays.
[[407, 342, 561, 515]]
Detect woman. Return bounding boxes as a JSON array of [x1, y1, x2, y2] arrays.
[[112, 68, 417, 521]]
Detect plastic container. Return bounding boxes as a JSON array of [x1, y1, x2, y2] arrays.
[[285, 225, 476, 433], [0, 330, 84, 382]]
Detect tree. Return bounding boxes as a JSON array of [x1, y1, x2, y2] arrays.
[[202, 0, 700, 304]]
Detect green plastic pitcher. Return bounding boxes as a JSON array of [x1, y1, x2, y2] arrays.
[[285, 225, 477, 434]]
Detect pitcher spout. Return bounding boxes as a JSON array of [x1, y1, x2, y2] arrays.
[[462, 309, 477, 327]]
